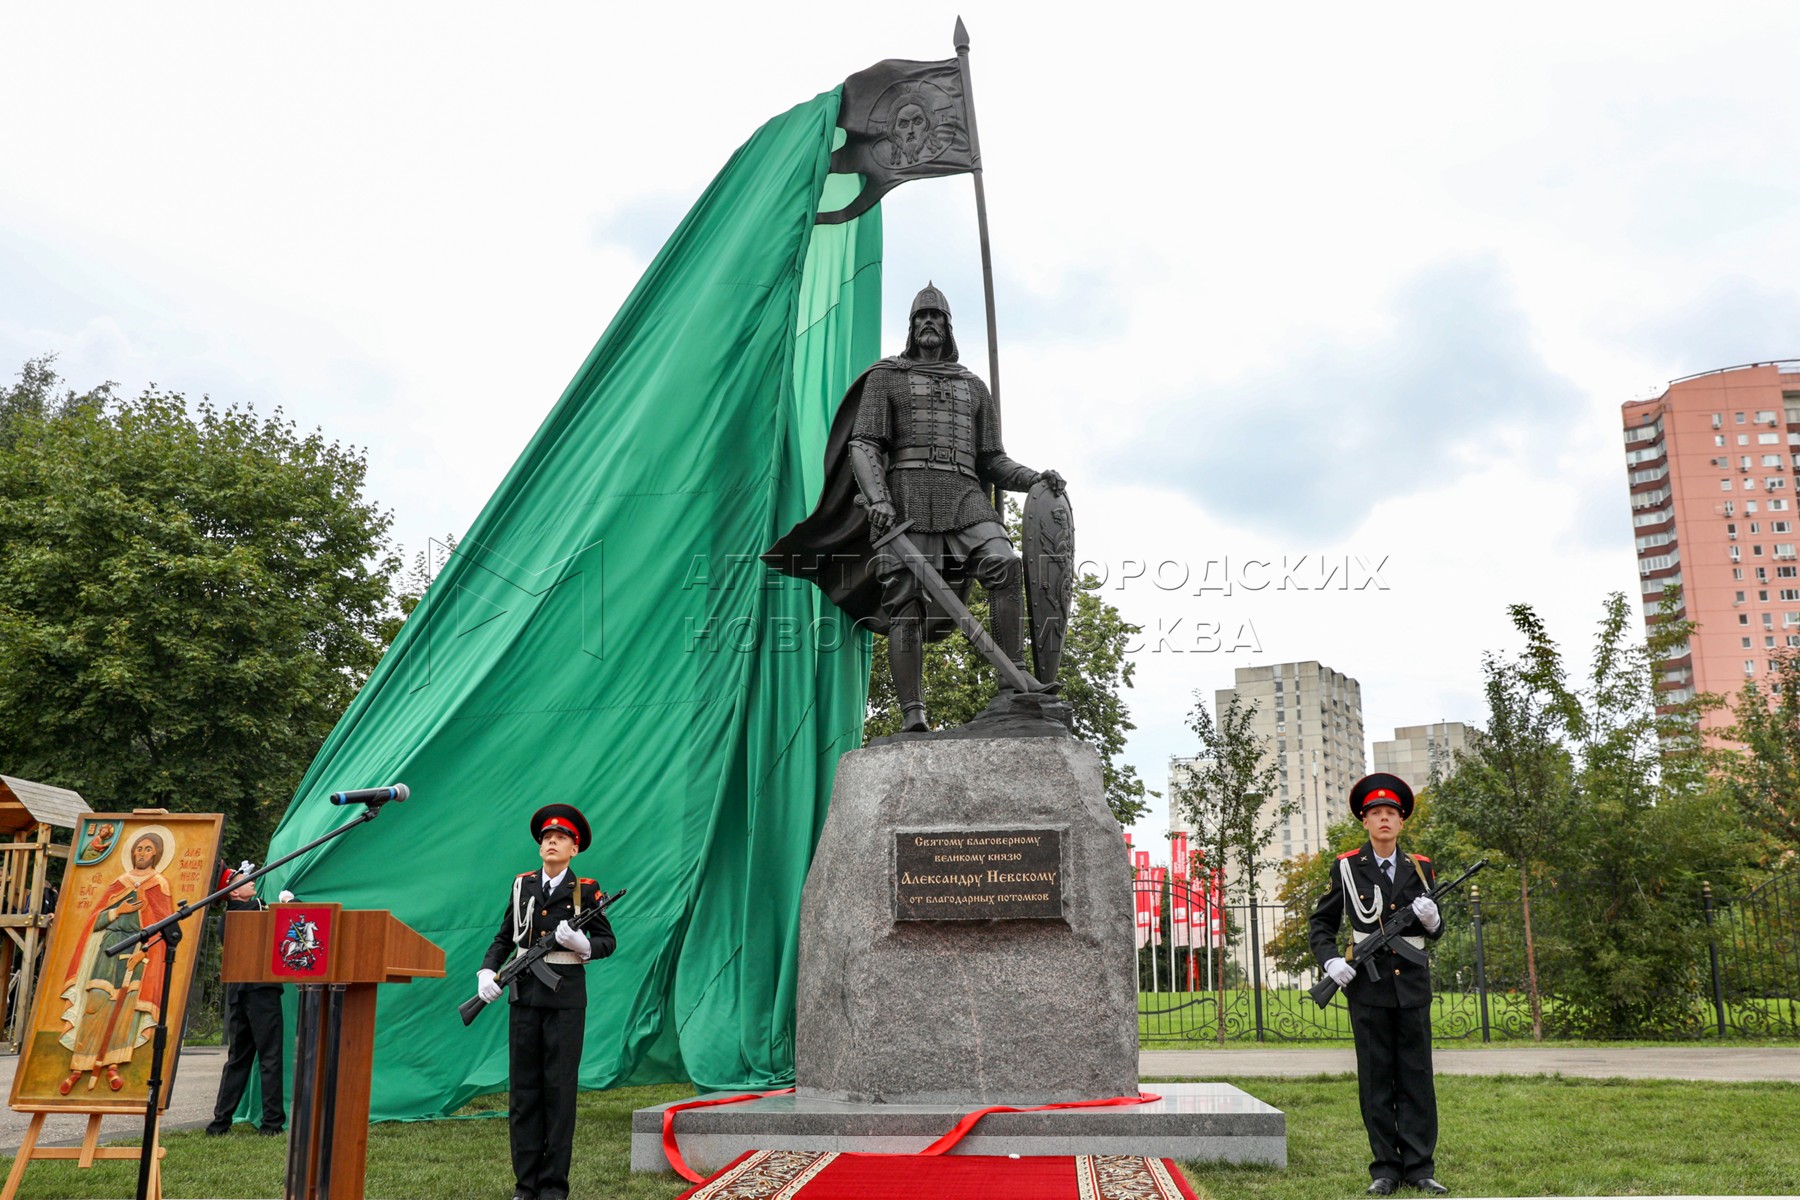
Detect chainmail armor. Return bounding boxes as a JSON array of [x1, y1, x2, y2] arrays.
[[850, 367, 1036, 532]]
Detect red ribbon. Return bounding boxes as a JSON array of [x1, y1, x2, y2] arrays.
[[662, 1087, 796, 1182], [660, 1088, 1162, 1181], [918, 1093, 1163, 1155]]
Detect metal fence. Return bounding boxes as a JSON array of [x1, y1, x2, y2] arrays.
[[1134, 866, 1800, 1043], [1707, 867, 1800, 1038]]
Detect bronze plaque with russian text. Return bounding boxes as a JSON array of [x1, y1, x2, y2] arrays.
[[893, 828, 1064, 920]]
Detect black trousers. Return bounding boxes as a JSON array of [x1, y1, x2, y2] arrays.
[[209, 986, 285, 1131], [508, 1002, 585, 1198], [1348, 1001, 1437, 1182]]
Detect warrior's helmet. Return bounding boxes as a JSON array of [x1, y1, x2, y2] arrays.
[[904, 281, 958, 361], [911, 282, 951, 318]]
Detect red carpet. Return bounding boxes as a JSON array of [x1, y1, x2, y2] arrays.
[[676, 1150, 1199, 1199]]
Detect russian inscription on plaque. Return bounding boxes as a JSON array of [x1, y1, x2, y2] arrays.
[[894, 828, 1063, 920]]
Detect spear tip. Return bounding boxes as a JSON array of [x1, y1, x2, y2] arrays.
[[954, 16, 970, 52]]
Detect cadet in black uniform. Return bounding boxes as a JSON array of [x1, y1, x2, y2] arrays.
[[1309, 774, 1449, 1196], [205, 864, 286, 1136], [477, 805, 616, 1200]]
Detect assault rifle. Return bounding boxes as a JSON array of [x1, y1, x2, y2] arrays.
[[1309, 860, 1485, 1009], [459, 886, 626, 1026]]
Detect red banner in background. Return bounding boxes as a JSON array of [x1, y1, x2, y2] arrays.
[[1183, 850, 1225, 950], [1169, 834, 1190, 948], [1132, 851, 1152, 950], [1149, 867, 1166, 946]]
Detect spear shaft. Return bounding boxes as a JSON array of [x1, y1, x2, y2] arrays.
[[953, 16, 1004, 516]]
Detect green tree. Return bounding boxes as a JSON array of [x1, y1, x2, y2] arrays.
[[0, 354, 111, 447], [1721, 651, 1800, 854], [1466, 594, 1755, 1036], [1434, 645, 1575, 1039], [1170, 690, 1288, 1043], [864, 573, 1152, 827], [0, 366, 399, 861], [383, 533, 459, 646], [1266, 844, 1336, 979]]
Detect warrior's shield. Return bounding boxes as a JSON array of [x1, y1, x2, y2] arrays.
[[1021, 482, 1075, 684]]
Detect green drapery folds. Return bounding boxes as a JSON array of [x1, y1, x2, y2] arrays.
[[258, 88, 882, 1120]]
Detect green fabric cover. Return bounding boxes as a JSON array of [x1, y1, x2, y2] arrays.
[[258, 88, 881, 1120]]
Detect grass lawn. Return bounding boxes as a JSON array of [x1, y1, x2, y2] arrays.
[[5, 1075, 1797, 1197], [1178, 1075, 1800, 1199]]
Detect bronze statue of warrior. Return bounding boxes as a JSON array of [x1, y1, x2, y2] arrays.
[[764, 283, 1064, 733]]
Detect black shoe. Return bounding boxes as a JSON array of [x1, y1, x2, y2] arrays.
[[1367, 1179, 1398, 1195], [257, 1126, 284, 1137], [203, 1124, 229, 1137], [511, 1192, 535, 1200], [1411, 1179, 1449, 1195]]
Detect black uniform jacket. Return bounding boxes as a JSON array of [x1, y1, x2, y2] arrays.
[[482, 872, 617, 1010], [1308, 843, 1442, 1009]]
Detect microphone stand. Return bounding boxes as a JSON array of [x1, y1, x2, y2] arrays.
[[102, 796, 399, 1200]]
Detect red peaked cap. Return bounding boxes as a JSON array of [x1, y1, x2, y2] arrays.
[[530, 804, 592, 853], [218, 861, 257, 890], [1349, 773, 1415, 820]]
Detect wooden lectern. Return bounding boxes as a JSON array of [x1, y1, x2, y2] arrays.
[[223, 904, 444, 1200]]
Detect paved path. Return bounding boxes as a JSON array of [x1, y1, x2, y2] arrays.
[[0, 1045, 228, 1154], [1143, 1045, 1800, 1082]]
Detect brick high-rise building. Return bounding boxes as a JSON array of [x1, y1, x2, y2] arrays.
[[1623, 363, 1800, 727]]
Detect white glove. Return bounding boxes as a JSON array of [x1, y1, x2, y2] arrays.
[[1412, 896, 1441, 931], [1325, 957, 1357, 986], [476, 968, 501, 1004], [555, 920, 591, 958], [277, 891, 295, 903]]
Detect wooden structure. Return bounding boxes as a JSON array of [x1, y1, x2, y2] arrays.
[[0, 775, 88, 1053], [3, 1110, 166, 1200], [224, 904, 445, 1200]]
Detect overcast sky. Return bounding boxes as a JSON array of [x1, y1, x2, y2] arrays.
[[6, 3, 1798, 854]]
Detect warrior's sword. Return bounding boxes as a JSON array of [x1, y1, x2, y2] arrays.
[[871, 519, 1047, 695]]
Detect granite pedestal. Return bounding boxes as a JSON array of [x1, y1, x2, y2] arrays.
[[632, 1082, 1287, 1174], [797, 736, 1138, 1104]]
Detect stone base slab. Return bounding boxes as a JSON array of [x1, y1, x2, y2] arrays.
[[631, 1081, 1285, 1174]]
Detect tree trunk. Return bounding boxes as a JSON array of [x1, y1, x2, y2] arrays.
[[1520, 862, 1544, 1041]]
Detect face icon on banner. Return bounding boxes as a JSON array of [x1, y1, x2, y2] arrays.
[[891, 102, 929, 163]]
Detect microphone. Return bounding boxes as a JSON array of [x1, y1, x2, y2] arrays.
[[328, 783, 410, 806]]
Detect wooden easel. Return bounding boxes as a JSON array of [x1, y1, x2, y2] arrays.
[[1, 1107, 164, 1200]]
